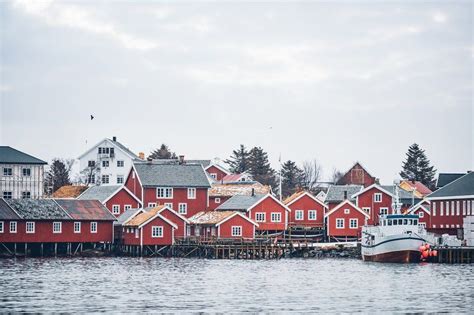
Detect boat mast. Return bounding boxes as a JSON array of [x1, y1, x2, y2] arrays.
[[392, 181, 402, 215]]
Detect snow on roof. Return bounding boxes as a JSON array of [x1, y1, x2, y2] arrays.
[[209, 182, 271, 197], [125, 205, 167, 227], [188, 211, 236, 225]]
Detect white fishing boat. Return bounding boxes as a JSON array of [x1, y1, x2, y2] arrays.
[[361, 183, 432, 263]]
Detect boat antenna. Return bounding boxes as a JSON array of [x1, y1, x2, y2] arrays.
[[392, 180, 402, 215]]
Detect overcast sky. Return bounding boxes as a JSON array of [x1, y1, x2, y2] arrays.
[[1, 0, 472, 183]]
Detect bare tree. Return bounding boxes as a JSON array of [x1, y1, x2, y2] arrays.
[[331, 168, 344, 184], [300, 159, 322, 193]]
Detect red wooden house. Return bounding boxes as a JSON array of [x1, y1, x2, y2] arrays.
[[185, 159, 230, 181], [78, 185, 141, 217], [216, 193, 290, 233], [124, 161, 211, 218], [337, 162, 376, 188], [208, 182, 271, 210], [122, 205, 178, 246], [188, 211, 258, 240], [406, 200, 431, 229], [352, 184, 421, 225], [427, 172, 474, 236], [325, 185, 363, 210], [324, 200, 369, 239], [284, 191, 328, 228]]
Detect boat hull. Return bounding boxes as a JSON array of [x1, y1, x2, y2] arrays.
[[361, 233, 425, 263], [362, 250, 421, 263]]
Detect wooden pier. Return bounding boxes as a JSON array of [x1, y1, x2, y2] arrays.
[[430, 247, 474, 264]]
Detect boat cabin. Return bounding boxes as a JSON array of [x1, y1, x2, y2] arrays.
[[379, 214, 420, 231]]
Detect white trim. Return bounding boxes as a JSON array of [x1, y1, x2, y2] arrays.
[[53, 221, 62, 233], [407, 200, 431, 216], [157, 206, 190, 224], [247, 193, 292, 213], [335, 218, 344, 229], [308, 210, 317, 221], [351, 183, 395, 199], [271, 212, 282, 223], [349, 218, 358, 229], [285, 191, 329, 209], [156, 187, 173, 199], [324, 200, 370, 218], [77, 138, 137, 160], [178, 203, 187, 215], [255, 212, 266, 223], [26, 221, 35, 234], [231, 225, 242, 237], [9, 221, 17, 233], [74, 221, 81, 233], [215, 211, 259, 227], [187, 188, 196, 199], [426, 195, 474, 201], [205, 163, 231, 175], [90, 221, 98, 233], [112, 204, 120, 214], [102, 185, 143, 205], [0, 221, 3, 233], [137, 211, 178, 230], [151, 225, 164, 238], [295, 210, 304, 220]]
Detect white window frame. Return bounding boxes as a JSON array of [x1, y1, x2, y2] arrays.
[[112, 205, 120, 214], [148, 202, 157, 208], [3, 167, 13, 176], [231, 226, 242, 237], [215, 197, 221, 204], [90, 222, 98, 233], [255, 212, 266, 222], [418, 211, 424, 218], [178, 203, 187, 215], [271, 212, 281, 223], [308, 210, 317, 221], [440, 202, 444, 216], [102, 160, 109, 168], [187, 188, 196, 199], [10, 221, 17, 233], [3, 192, 12, 199], [124, 205, 132, 211], [374, 193, 382, 203], [74, 222, 81, 233], [22, 168, 31, 177], [116, 175, 124, 184], [344, 208, 350, 214], [53, 222, 62, 234], [26, 221, 35, 233], [362, 207, 371, 215], [462, 200, 466, 216], [451, 201, 455, 216], [117, 160, 125, 167], [432, 202, 436, 216], [456, 201, 460, 216], [210, 173, 217, 180], [349, 218, 358, 229], [0, 221, 3, 233], [152, 226, 163, 238], [102, 175, 109, 184], [164, 202, 173, 209], [295, 210, 304, 221], [156, 187, 173, 199], [336, 218, 344, 229], [379, 207, 389, 215], [22, 191, 31, 199]]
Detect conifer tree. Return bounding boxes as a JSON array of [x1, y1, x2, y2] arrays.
[[45, 159, 72, 193], [148, 144, 177, 160], [281, 160, 303, 198], [248, 146, 277, 188], [225, 144, 251, 173], [400, 143, 437, 190]]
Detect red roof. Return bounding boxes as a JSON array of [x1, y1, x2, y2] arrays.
[[222, 174, 244, 182], [55, 199, 116, 221], [401, 181, 432, 196]]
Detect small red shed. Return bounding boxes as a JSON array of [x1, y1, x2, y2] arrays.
[[406, 200, 431, 229], [188, 211, 258, 240], [284, 191, 328, 228], [324, 200, 369, 239], [78, 185, 141, 217]]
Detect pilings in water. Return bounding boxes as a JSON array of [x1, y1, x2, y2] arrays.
[[0, 242, 113, 257], [431, 247, 474, 264]]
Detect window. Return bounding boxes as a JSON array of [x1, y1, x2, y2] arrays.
[[374, 193, 382, 203], [112, 205, 120, 214], [135, 229, 139, 238], [3, 167, 12, 176], [187, 188, 196, 199], [98, 147, 111, 155], [379, 207, 389, 215], [418, 211, 424, 218], [22, 191, 31, 199], [336, 218, 344, 229], [102, 175, 109, 184], [88, 174, 96, 184], [178, 203, 187, 214], [210, 173, 217, 180], [232, 226, 242, 236], [124, 205, 132, 211], [462, 201, 466, 216], [117, 160, 124, 167], [22, 168, 31, 176], [53, 222, 62, 233], [271, 212, 281, 222], [3, 192, 12, 199], [90, 222, 97, 233], [362, 207, 371, 215], [308, 210, 317, 221], [88, 160, 95, 167], [215, 198, 221, 204], [152, 226, 163, 238], [456, 201, 460, 216], [445, 201, 449, 215], [255, 212, 266, 222], [295, 210, 304, 220], [102, 160, 109, 168], [419, 222, 426, 228], [349, 219, 358, 229], [440, 202, 444, 216], [10, 221, 17, 233], [0, 221, 3, 233], [344, 208, 350, 214], [451, 201, 455, 216], [157, 188, 173, 199], [164, 203, 173, 209], [74, 222, 81, 233], [195, 227, 200, 236], [116, 175, 124, 184], [26, 222, 35, 233], [432, 202, 436, 216], [148, 203, 157, 208]]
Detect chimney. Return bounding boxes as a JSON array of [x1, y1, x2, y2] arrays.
[[112, 136, 117, 142], [138, 152, 145, 160], [147, 157, 153, 164], [251, 188, 255, 196], [179, 155, 185, 165], [343, 190, 348, 200]]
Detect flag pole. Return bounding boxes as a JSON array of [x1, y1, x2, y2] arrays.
[[279, 153, 282, 201]]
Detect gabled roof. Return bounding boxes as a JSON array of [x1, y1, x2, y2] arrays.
[[116, 208, 143, 225], [351, 183, 420, 203], [205, 163, 230, 175], [133, 162, 211, 188], [337, 162, 375, 184], [324, 200, 370, 218], [78, 185, 122, 203], [284, 191, 328, 209], [77, 138, 138, 160], [406, 200, 431, 215], [186, 160, 211, 168], [428, 172, 474, 199], [0, 146, 47, 165], [124, 205, 177, 229], [52, 185, 89, 199], [436, 173, 466, 189], [0, 198, 21, 220], [6, 199, 71, 220], [55, 199, 116, 221], [325, 185, 363, 203], [209, 182, 271, 197], [188, 210, 258, 227], [400, 180, 432, 196], [216, 194, 267, 211], [156, 206, 190, 224]]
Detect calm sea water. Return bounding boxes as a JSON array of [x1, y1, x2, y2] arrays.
[[0, 257, 473, 313]]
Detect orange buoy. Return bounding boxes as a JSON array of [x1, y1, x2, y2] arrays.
[[425, 244, 430, 249], [422, 250, 429, 258], [420, 245, 426, 252], [432, 250, 438, 257]]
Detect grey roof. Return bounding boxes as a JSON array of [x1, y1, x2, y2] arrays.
[[115, 208, 141, 225], [216, 194, 266, 211], [428, 172, 474, 198], [186, 160, 211, 168], [133, 162, 211, 188], [78, 185, 122, 203], [108, 138, 138, 159], [380, 185, 422, 205], [0, 146, 47, 165], [6, 199, 70, 220], [325, 185, 363, 203], [0, 198, 21, 220], [436, 173, 466, 189]]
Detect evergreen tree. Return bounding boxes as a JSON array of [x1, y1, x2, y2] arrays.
[[225, 144, 250, 173], [281, 160, 303, 198], [148, 144, 177, 160], [45, 159, 72, 194], [248, 146, 277, 188], [400, 143, 437, 190]]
